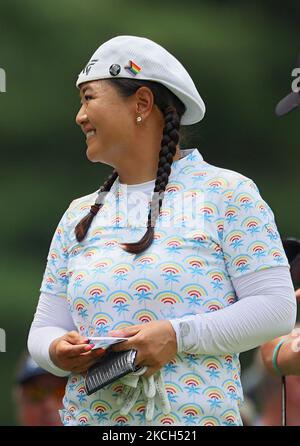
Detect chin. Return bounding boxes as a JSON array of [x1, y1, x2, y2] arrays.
[[86, 152, 99, 163], [86, 145, 101, 163]]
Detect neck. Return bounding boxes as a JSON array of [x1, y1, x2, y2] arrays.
[[117, 144, 182, 185]]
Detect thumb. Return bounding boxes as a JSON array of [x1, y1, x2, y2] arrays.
[[108, 325, 142, 338]]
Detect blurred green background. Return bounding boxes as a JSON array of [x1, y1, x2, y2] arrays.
[[1, 0, 299, 425]]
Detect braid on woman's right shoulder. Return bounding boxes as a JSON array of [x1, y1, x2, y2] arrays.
[[75, 170, 118, 242]]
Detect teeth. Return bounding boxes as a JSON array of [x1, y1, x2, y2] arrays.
[[86, 130, 96, 138]]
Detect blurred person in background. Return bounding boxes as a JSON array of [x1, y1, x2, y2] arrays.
[[14, 352, 67, 426], [261, 290, 300, 380], [243, 345, 300, 426]]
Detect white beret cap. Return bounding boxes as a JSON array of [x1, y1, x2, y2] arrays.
[[76, 35, 206, 125]]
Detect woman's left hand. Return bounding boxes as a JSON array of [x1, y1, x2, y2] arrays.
[[109, 320, 177, 377]]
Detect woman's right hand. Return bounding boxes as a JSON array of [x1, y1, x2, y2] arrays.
[[49, 331, 105, 374]]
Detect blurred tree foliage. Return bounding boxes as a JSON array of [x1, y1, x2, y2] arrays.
[[0, 0, 299, 425]]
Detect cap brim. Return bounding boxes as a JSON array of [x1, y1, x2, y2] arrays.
[[275, 91, 300, 116]]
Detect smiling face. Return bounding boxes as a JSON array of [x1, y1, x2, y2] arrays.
[[76, 80, 137, 165]]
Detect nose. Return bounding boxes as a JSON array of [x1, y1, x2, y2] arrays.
[[76, 105, 88, 126]]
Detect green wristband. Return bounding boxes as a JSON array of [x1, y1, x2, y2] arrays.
[[272, 339, 286, 376]]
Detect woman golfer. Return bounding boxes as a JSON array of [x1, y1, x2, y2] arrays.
[[28, 35, 296, 426]]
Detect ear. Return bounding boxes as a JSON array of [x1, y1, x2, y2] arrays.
[[135, 86, 154, 119]]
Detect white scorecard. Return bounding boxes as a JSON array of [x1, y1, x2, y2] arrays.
[[88, 337, 128, 350]]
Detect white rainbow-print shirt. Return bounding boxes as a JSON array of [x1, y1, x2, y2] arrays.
[[40, 148, 288, 426]]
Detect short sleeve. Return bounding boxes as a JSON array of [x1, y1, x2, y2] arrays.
[[39, 207, 72, 299], [221, 179, 289, 278]]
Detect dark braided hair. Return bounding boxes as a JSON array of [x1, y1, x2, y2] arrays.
[[75, 79, 186, 254]]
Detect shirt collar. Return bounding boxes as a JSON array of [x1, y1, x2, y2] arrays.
[[112, 148, 203, 191], [179, 147, 203, 161], [171, 148, 203, 173]]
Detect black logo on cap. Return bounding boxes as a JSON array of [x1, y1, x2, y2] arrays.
[[109, 64, 121, 76], [82, 59, 99, 76]]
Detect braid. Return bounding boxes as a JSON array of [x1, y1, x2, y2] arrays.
[[121, 106, 180, 254], [75, 170, 118, 242]]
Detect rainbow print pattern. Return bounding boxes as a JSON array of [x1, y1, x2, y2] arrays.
[[154, 412, 182, 425], [133, 308, 158, 323], [40, 148, 287, 425], [110, 411, 134, 425], [201, 356, 223, 380], [91, 258, 113, 274], [199, 416, 221, 426], [135, 254, 159, 271], [207, 177, 229, 194], [178, 403, 204, 425], [90, 400, 112, 423], [224, 229, 246, 251], [220, 408, 240, 425], [241, 216, 262, 235], [165, 382, 183, 403]]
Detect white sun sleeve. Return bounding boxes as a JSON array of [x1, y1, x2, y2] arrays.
[[169, 266, 297, 355], [27, 293, 77, 376]]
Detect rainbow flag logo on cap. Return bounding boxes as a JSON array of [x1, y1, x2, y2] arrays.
[[124, 60, 141, 76]]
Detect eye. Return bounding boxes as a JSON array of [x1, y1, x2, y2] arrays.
[[84, 94, 93, 101]]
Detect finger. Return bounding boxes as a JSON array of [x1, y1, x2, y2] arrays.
[[64, 342, 94, 358], [65, 331, 90, 345], [111, 339, 131, 352], [108, 325, 142, 338], [71, 355, 103, 374], [134, 350, 147, 368], [78, 357, 102, 373], [71, 349, 107, 372], [80, 347, 106, 359]]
